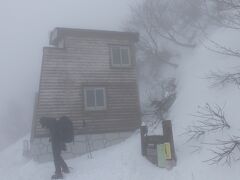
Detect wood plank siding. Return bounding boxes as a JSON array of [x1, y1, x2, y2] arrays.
[[32, 28, 140, 138]]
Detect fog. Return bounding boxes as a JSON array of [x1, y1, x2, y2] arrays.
[[0, 0, 138, 151]]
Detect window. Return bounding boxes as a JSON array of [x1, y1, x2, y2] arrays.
[[111, 46, 131, 67], [84, 87, 106, 110]]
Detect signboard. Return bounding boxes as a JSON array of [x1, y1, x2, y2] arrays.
[[164, 143, 171, 160], [157, 143, 172, 168], [141, 120, 176, 169], [157, 144, 166, 168]]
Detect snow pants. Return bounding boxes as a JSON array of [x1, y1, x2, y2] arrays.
[[52, 142, 68, 174]]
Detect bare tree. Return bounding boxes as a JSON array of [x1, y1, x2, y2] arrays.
[[207, 0, 240, 29], [194, 103, 230, 131], [184, 103, 230, 142], [207, 70, 240, 88], [204, 137, 240, 165], [184, 125, 206, 142], [201, 0, 240, 58], [203, 37, 240, 59], [126, 0, 208, 68], [141, 78, 176, 131]]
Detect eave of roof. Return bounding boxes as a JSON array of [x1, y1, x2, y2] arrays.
[[50, 27, 139, 46]]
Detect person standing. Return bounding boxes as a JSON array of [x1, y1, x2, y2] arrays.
[[40, 117, 70, 179]]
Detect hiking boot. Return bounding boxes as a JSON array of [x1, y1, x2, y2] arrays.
[[51, 173, 63, 179]]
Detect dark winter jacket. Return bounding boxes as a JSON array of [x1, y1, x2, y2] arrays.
[[40, 117, 66, 151]]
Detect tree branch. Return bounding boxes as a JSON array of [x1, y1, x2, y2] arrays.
[[206, 70, 240, 88], [183, 103, 230, 142], [204, 137, 240, 165]]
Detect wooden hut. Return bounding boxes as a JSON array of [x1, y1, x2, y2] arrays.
[[30, 28, 141, 161]]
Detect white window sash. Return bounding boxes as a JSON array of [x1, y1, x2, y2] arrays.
[[111, 46, 131, 67], [84, 87, 106, 111], [120, 47, 131, 66]]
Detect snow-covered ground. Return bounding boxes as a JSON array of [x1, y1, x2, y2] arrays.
[[1, 28, 240, 180], [0, 134, 238, 180]]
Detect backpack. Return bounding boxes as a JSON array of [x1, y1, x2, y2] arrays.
[[57, 116, 74, 143]]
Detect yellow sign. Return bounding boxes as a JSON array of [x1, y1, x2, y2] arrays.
[[164, 143, 172, 160]]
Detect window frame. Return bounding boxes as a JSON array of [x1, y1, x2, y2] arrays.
[[84, 87, 107, 111], [110, 45, 131, 67]]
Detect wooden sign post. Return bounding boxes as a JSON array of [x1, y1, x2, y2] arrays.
[[162, 120, 176, 163], [140, 120, 176, 169]]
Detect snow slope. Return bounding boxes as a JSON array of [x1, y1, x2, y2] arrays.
[[0, 133, 233, 180], [170, 28, 240, 179], [0, 134, 238, 180], [1, 28, 240, 180], [0, 134, 192, 180]]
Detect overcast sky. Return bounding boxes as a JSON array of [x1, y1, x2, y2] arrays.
[[0, 0, 139, 150]]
